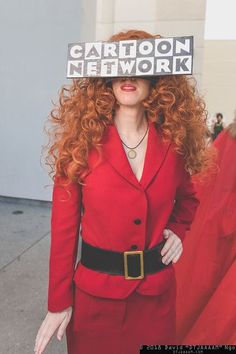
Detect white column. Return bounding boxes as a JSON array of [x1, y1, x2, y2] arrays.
[[95, 0, 115, 40], [155, 0, 206, 87]]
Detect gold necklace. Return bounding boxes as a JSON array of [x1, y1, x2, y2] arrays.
[[120, 124, 149, 159]]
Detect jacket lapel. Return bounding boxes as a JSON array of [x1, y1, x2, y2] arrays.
[[139, 122, 171, 190], [102, 122, 171, 190]]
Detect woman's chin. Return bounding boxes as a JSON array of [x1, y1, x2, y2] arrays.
[[117, 100, 143, 108]]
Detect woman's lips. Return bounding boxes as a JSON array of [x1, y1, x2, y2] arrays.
[[120, 84, 136, 92]]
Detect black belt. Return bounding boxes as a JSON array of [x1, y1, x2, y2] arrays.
[[81, 239, 168, 280]]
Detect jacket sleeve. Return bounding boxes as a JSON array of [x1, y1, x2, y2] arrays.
[[166, 168, 199, 241], [48, 176, 82, 312]]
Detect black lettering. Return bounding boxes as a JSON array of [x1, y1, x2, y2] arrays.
[[175, 57, 189, 72], [137, 59, 152, 73], [157, 40, 172, 54]]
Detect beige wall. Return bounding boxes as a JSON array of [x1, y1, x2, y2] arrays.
[[94, 0, 206, 85], [202, 40, 236, 126]]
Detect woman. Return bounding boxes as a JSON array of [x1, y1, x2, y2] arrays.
[[175, 119, 236, 344], [212, 112, 224, 141], [34, 30, 212, 354]]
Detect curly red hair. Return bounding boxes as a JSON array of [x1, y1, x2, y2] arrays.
[[44, 29, 214, 183]]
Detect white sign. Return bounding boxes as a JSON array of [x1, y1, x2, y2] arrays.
[[67, 36, 193, 78]]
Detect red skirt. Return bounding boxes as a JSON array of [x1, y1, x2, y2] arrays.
[[66, 284, 176, 354]]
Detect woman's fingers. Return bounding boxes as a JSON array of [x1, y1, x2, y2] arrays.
[[162, 243, 183, 265], [35, 327, 53, 354], [161, 234, 175, 256], [34, 317, 58, 354], [163, 229, 171, 239], [34, 308, 72, 354], [34, 320, 48, 353], [161, 229, 183, 265], [57, 309, 72, 340], [172, 248, 183, 263]]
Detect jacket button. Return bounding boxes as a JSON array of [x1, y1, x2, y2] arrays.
[[134, 219, 141, 225], [131, 244, 138, 250]]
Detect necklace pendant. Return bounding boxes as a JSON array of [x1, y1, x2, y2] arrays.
[[127, 149, 137, 159]]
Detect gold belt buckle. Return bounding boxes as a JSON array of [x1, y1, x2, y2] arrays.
[[123, 250, 144, 280]]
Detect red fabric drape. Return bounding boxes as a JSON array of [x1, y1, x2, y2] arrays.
[[175, 129, 236, 344]]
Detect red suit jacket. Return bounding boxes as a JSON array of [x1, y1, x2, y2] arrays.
[[48, 121, 199, 312]]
